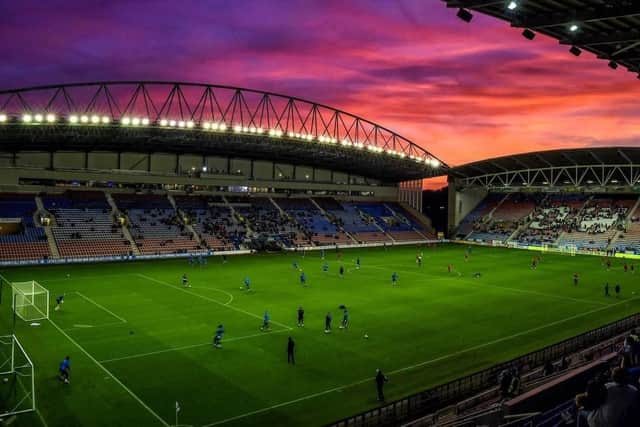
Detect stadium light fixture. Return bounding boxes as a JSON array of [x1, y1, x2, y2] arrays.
[[169, 120, 177, 127], [569, 46, 582, 56], [522, 29, 536, 40], [46, 113, 56, 123], [69, 115, 79, 124], [121, 117, 131, 125], [257, 127, 264, 134], [288, 132, 295, 138], [219, 123, 227, 131], [203, 122, 211, 130], [131, 117, 141, 126], [34, 114, 43, 122], [0, 114, 6, 123], [202, 166, 207, 172], [233, 125, 242, 133], [211, 122, 220, 130], [249, 126, 256, 133], [456, 8, 473, 23], [186, 121, 194, 128], [90, 115, 100, 124], [22, 114, 33, 123], [507, 1, 517, 11], [160, 119, 169, 127], [569, 24, 579, 32], [178, 121, 186, 128], [80, 115, 89, 124], [242, 127, 249, 133], [101, 116, 110, 124], [142, 118, 150, 126]]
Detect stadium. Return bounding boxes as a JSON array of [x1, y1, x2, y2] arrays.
[[0, 2, 639, 427]]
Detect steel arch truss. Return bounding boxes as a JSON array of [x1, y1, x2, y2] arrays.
[[460, 164, 640, 190], [0, 81, 445, 171]]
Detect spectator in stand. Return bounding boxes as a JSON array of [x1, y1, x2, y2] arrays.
[[576, 379, 608, 427], [586, 368, 640, 427]]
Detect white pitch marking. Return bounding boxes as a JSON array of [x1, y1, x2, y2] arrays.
[[202, 296, 640, 426], [47, 318, 170, 426], [99, 329, 290, 364], [138, 274, 292, 330], [361, 263, 608, 307], [74, 291, 128, 323], [186, 286, 234, 305]]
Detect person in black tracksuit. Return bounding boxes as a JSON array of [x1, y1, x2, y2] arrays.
[[287, 337, 295, 365], [375, 369, 388, 401]]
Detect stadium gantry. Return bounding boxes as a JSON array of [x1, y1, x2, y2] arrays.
[[0, 81, 446, 182], [443, 0, 640, 78], [449, 147, 640, 190]]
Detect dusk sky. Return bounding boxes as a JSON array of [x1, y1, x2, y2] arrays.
[[1, 0, 638, 187]]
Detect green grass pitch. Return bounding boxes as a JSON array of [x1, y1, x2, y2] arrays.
[[0, 244, 639, 427]]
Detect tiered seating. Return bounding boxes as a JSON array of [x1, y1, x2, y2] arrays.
[[319, 201, 385, 243], [44, 192, 130, 258], [174, 195, 242, 250], [274, 198, 352, 246], [610, 201, 640, 253], [231, 197, 309, 247], [514, 194, 588, 245], [113, 194, 198, 255], [384, 202, 434, 239], [0, 194, 49, 261], [467, 193, 541, 243], [556, 195, 635, 251]]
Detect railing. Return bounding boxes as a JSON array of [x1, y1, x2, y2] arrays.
[[327, 313, 640, 427]]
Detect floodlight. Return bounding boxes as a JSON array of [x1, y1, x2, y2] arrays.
[[121, 117, 131, 125], [46, 113, 56, 123], [90, 115, 100, 124], [233, 125, 242, 133], [34, 114, 43, 122], [0, 114, 6, 123], [131, 117, 140, 126], [80, 115, 89, 123], [186, 121, 194, 128], [569, 24, 579, 32], [169, 120, 176, 127], [257, 128, 264, 134], [160, 119, 168, 126], [219, 123, 227, 131], [69, 115, 79, 123], [22, 114, 32, 123], [249, 126, 256, 133], [507, 1, 517, 10], [457, 8, 473, 23], [101, 116, 110, 124], [141, 118, 150, 126], [178, 121, 186, 128], [203, 122, 211, 129]]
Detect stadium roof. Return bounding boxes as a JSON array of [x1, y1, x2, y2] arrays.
[[443, 0, 640, 77], [450, 147, 640, 188], [0, 81, 447, 182]]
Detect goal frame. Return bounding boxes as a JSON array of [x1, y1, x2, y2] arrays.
[[0, 334, 36, 417], [11, 281, 49, 322]]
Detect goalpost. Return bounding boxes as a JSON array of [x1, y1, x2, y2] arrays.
[[0, 335, 36, 417], [11, 281, 49, 322]]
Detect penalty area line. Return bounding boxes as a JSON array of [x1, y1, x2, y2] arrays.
[[137, 274, 292, 330], [74, 291, 128, 323], [99, 328, 290, 364], [47, 318, 170, 427], [202, 296, 640, 426]]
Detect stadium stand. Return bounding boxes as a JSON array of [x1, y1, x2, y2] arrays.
[[0, 194, 50, 261], [42, 191, 131, 258], [455, 193, 505, 239], [273, 198, 352, 246], [113, 193, 199, 255], [173, 195, 243, 250]]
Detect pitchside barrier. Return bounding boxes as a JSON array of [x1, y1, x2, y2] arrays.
[[0, 335, 35, 418], [327, 312, 640, 427], [453, 239, 640, 260], [0, 240, 446, 267]]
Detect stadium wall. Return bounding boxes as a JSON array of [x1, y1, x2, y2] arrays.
[[447, 185, 488, 232]]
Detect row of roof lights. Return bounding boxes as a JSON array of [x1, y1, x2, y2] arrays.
[[0, 113, 441, 167]]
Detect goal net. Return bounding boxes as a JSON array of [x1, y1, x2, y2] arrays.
[[11, 281, 49, 322], [0, 335, 35, 417]]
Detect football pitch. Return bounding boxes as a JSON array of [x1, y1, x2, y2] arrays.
[[1, 244, 639, 427]]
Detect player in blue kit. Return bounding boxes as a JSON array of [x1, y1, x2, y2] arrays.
[[391, 272, 398, 286], [242, 277, 251, 291], [213, 324, 224, 348], [261, 311, 271, 331], [59, 356, 70, 384], [300, 271, 307, 287], [54, 294, 65, 311], [322, 262, 329, 273]]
